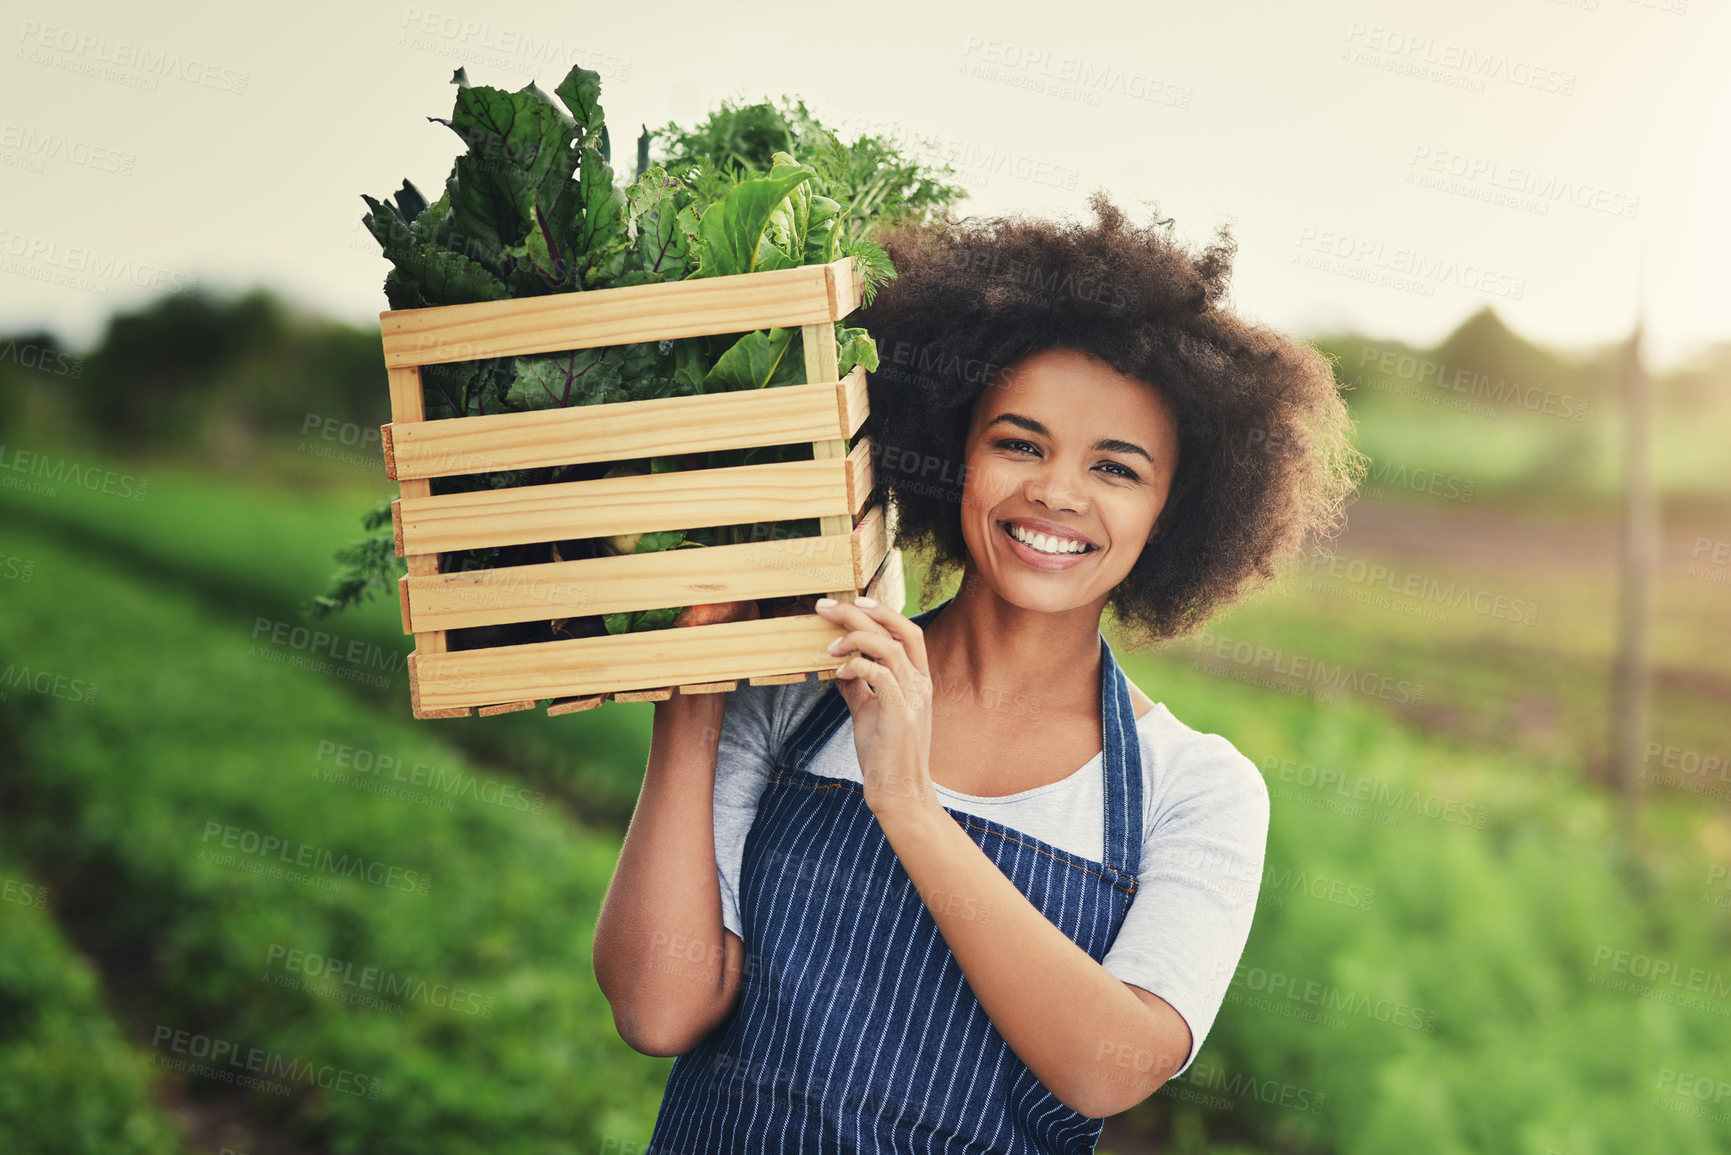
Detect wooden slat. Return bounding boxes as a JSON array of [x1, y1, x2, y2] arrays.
[[547, 694, 607, 716], [381, 259, 857, 369], [675, 681, 737, 694], [394, 448, 874, 557], [478, 699, 539, 716], [611, 688, 673, 703], [411, 615, 853, 711], [403, 505, 890, 632], [864, 547, 906, 614], [749, 672, 811, 686], [385, 367, 868, 482]]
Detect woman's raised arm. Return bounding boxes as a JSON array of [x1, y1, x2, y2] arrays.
[[591, 688, 746, 1056]]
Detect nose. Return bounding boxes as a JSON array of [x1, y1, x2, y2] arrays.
[[1024, 459, 1086, 514]]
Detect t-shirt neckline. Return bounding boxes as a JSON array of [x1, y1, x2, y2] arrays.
[[933, 751, 1103, 803], [824, 700, 1166, 805]]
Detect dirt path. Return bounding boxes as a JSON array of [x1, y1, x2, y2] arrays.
[[1335, 499, 1729, 577]]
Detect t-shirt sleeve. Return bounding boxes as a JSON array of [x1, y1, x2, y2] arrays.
[[1100, 731, 1270, 1077], [712, 678, 809, 938]]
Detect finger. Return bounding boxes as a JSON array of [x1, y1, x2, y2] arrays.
[[831, 628, 920, 692], [815, 598, 896, 643], [840, 651, 929, 714], [844, 599, 930, 674], [831, 659, 872, 714], [836, 653, 889, 702]]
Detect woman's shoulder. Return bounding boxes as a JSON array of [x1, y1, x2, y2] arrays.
[[721, 672, 835, 755], [1128, 693, 1269, 819]]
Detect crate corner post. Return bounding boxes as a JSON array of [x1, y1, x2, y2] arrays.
[[387, 362, 472, 718]]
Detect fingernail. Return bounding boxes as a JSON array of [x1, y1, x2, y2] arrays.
[[855, 595, 877, 608], [826, 638, 845, 653], [815, 598, 837, 608]]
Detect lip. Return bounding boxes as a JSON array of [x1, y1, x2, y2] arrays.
[[997, 520, 1098, 571]]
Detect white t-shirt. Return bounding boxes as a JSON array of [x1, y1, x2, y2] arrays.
[[710, 671, 1269, 1077]]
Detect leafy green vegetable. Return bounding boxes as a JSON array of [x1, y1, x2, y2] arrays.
[[325, 62, 952, 640], [703, 328, 801, 392]]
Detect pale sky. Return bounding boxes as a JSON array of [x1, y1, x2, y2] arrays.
[[2, 0, 1726, 369]]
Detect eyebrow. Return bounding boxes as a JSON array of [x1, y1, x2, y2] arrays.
[[984, 413, 1156, 464]]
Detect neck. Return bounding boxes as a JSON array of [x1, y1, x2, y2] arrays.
[[923, 566, 1107, 720]]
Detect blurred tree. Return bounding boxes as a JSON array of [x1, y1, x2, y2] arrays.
[[55, 290, 385, 455]]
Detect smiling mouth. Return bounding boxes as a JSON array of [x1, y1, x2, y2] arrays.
[[997, 521, 1100, 556]]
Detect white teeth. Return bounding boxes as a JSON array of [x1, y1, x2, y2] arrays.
[[1007, 523, 1089, 554]]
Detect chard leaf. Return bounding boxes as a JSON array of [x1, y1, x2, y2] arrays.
[[410, 191, 452, 243], [508, 348, 625, 410], [407, 244, 510, 305], [669, 339, 708, 393], [625, 167, 695, 280], [366, 194, 509, 306], [703, 328, 803, 392], [554, 66, 606, 144], [575, 149, 629, 285], [438, 79, 580, 284], [692, 166, 817, 279], [394, 179, 430, 223], [380, 268, 431, 311]]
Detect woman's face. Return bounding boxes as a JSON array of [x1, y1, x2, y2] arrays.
[[954, 347, 1181, 617]]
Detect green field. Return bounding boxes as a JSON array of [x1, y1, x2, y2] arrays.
[[2, 432, 1729, 1154]]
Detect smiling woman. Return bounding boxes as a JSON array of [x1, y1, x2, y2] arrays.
[[863, 191, 1366, 649], [591, 190, 1366, 1153]]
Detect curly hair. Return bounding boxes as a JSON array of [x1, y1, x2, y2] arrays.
[[857, 190, 1367, 648]]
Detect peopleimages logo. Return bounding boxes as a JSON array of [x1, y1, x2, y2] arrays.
[[149, 1025, 379, 1098], [264, 944, 496, 1018], [198, 821, 432, 895]]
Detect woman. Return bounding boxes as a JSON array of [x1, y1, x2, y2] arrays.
[[592, 192, 1362, 1152]]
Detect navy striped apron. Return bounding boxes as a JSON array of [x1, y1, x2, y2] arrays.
[[649, 599, 1144, 1153]]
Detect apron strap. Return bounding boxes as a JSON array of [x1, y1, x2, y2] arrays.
[[1098, 634, 1144, 879]]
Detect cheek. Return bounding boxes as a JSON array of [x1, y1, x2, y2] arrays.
[[960, 454, 1017, 506]]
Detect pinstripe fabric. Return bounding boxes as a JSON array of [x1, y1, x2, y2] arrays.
[[649, 599, 1144, 1153]]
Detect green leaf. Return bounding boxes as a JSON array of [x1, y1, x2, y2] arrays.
[[431, 77, 582, 286], [625, 167, 695, 281], [632, 530, 685, 552], [835, 325, 879, 376], [669, 338, 708, 393], [412, 244, 512, 305], [703, 328, 803, 392], [604, 605, 679, 634], [763, 152, 814, 261], [554, 66, 605, 142], [508, 347, 625, 410], [576, 149, 629, 285], [804, 194, 843, 265], [835, 232, 897, 307], [691, 166, 817, 279]]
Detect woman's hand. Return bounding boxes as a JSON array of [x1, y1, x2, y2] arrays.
[[814, 597, 938, 822]]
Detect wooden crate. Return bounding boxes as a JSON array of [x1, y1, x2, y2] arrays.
[[378, 257, 906, 719]]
